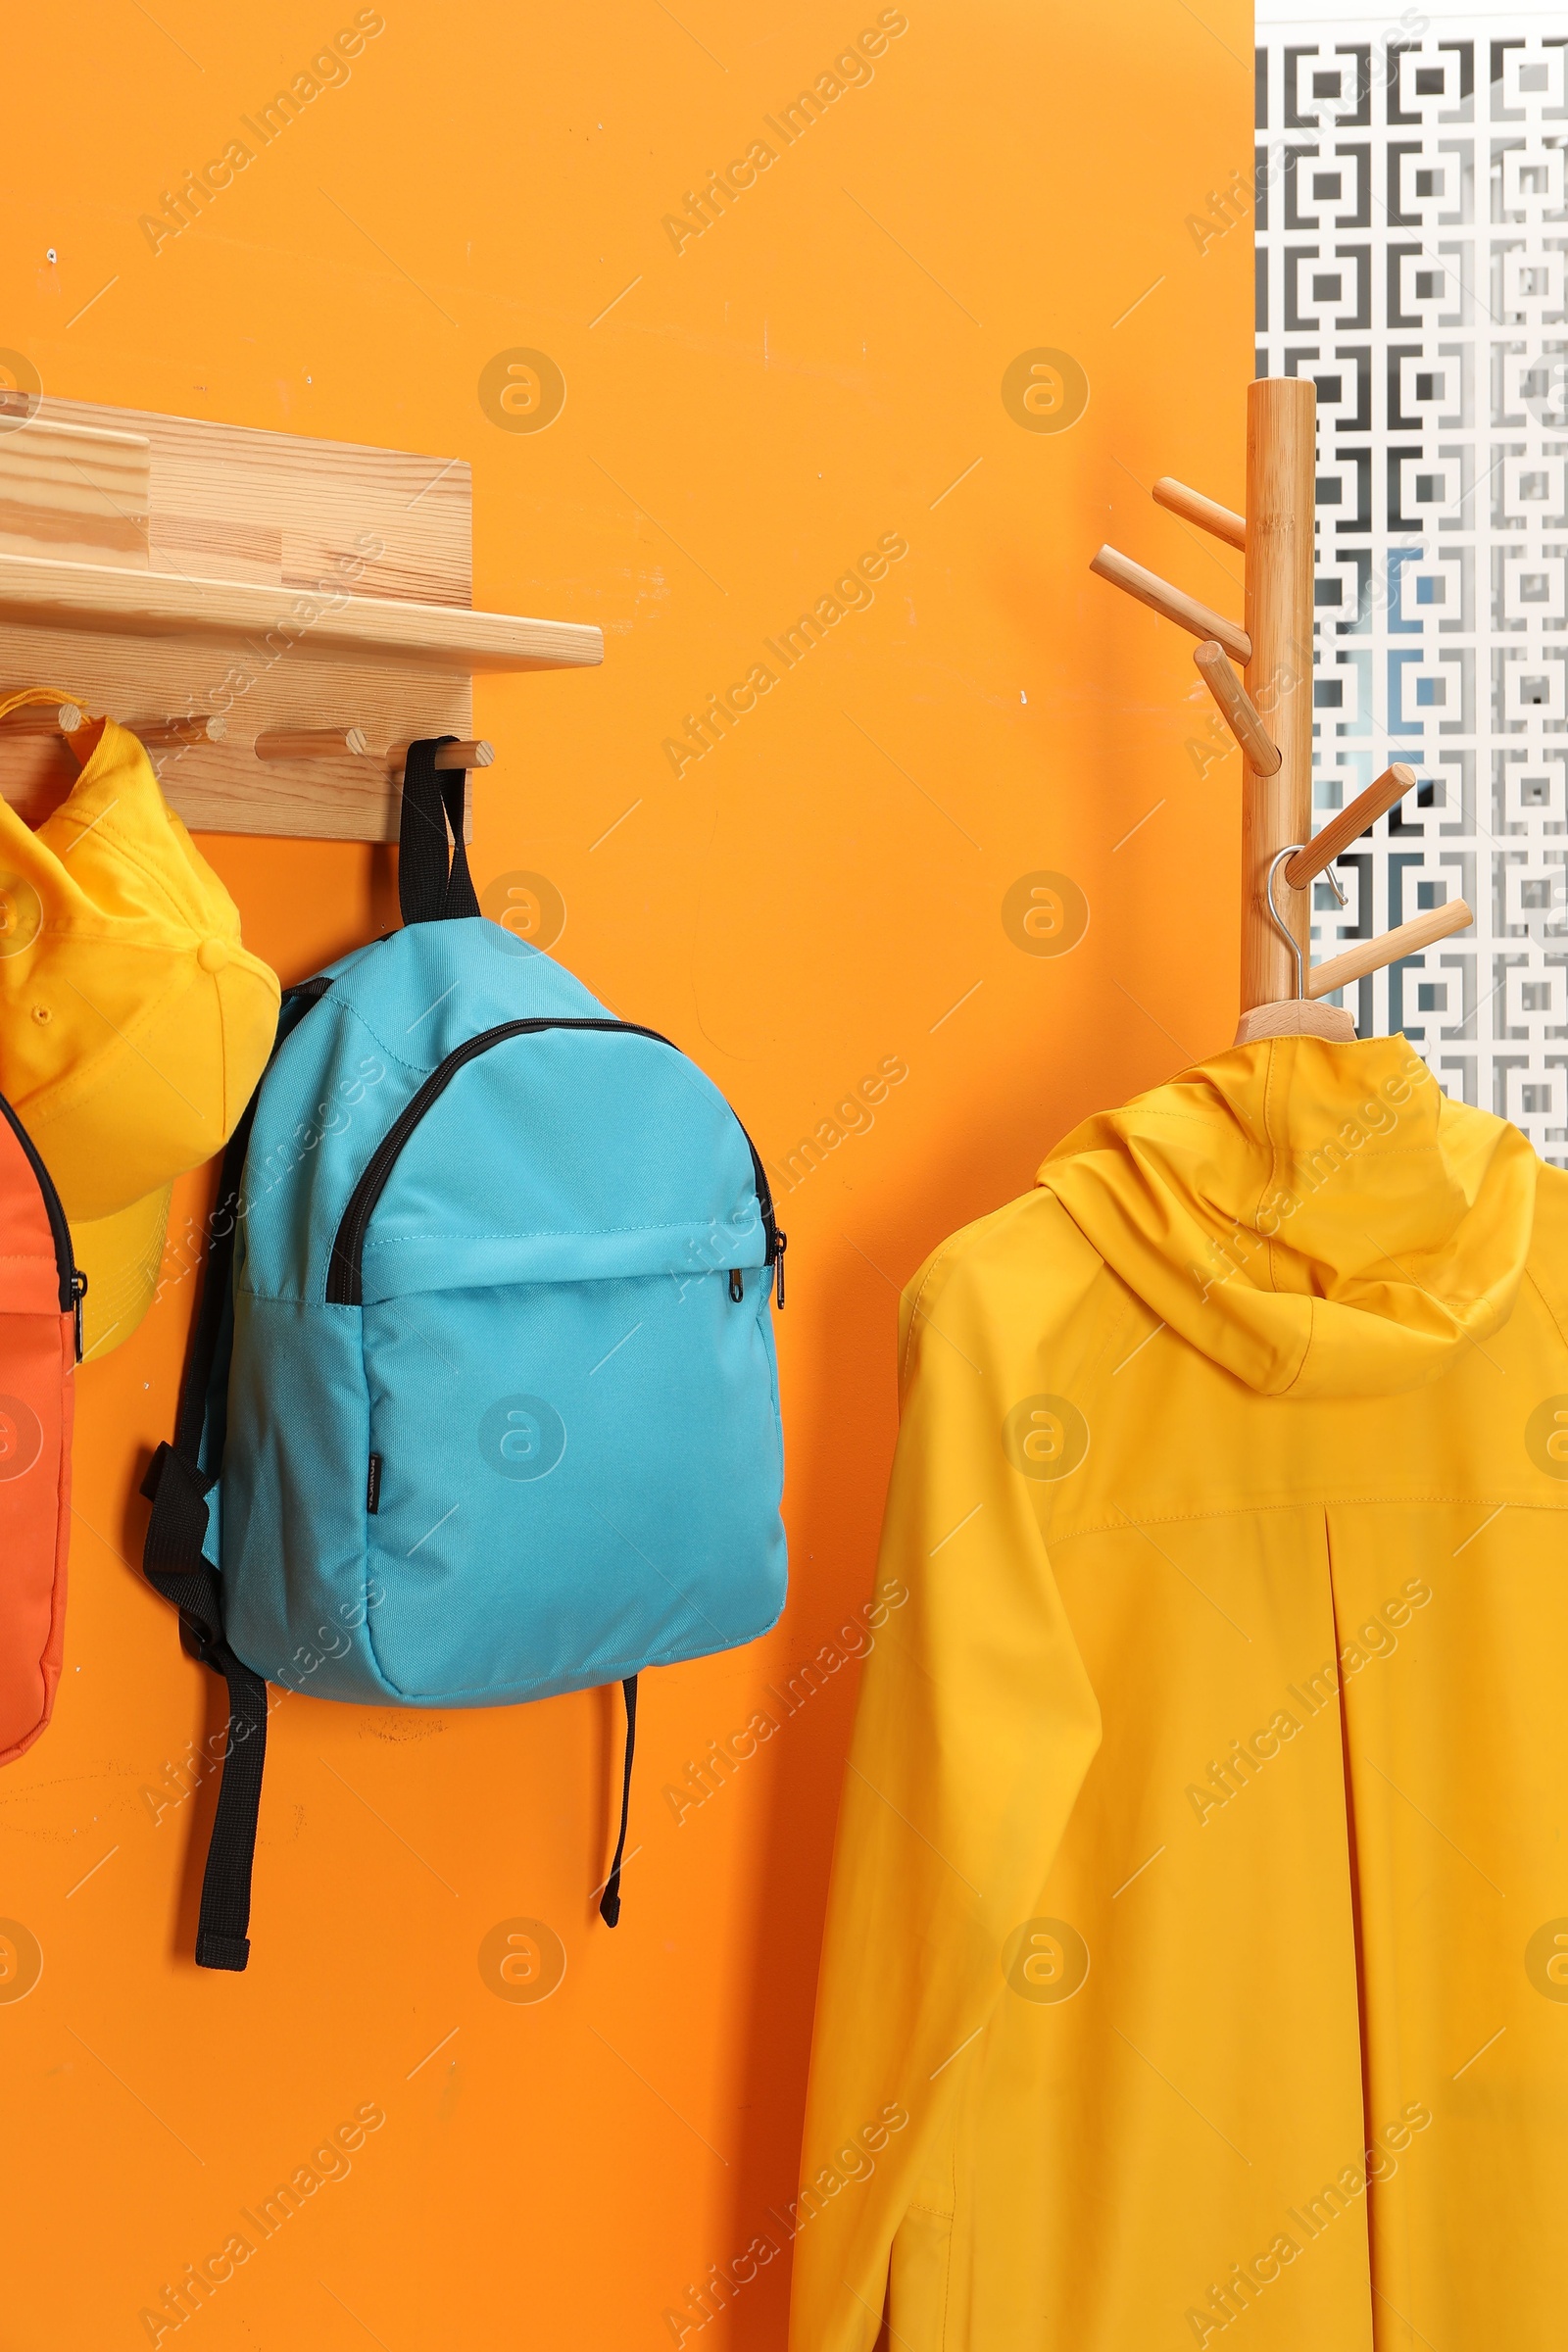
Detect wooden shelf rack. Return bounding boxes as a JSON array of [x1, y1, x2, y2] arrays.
[[0, 397, 604, 842]]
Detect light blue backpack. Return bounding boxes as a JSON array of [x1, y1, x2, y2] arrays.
[[141, 746, 787, 1970]]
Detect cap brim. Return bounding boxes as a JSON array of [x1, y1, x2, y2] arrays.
[[70, 1185, 172, 1359]]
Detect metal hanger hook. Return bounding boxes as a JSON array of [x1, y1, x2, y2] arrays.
[[1266, 846, 1348, 1001], [1266, 846, 1307, 1001]]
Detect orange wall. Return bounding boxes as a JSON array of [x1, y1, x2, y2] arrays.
[[3, 4, 1250, 2342]]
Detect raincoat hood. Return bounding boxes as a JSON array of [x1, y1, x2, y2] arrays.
[[1038, 1034, 1538, 1398]]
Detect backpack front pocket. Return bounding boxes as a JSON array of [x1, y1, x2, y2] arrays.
[[359, 1265, 785, 1704]]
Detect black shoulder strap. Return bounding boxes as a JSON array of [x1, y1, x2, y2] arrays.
[[139, 982, 326, 1973], [399, 739, 480, 925], [140, 1103, 267, 1969], [599, 1675, 639, 1928]]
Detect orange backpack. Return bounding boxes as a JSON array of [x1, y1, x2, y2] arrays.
[[0, 1089, 82, 1762]]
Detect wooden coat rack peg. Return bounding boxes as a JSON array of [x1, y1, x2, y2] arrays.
[[1092, 377, 1473, 1044], [137, 712, 228, 750], [253, 727, 370, 762], [2, 699, 83, 738], [250, 729, 492, 772], [432, 739, 493, 772], [1193, 642, 1279, 776]]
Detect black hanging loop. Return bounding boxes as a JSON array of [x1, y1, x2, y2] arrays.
[[398, 738, 482, 925]]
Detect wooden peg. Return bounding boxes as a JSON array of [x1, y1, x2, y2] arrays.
[[1193, 642, 1280, 774], [137, 713, 227, 748], [1153, 477, 1248, 551], [1283, 765, 1416, 891], [254, 728, 369, 761], [1306, 899, 1472, 1000], [1090, 547, 1251, 664], [432, 739, 494, 771], [4, 701, 84, 736]]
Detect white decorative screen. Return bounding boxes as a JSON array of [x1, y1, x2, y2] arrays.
[[1255, 13, 1567, 1151]]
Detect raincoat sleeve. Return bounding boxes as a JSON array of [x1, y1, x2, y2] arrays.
[[788, 1196, 1104, 2352]]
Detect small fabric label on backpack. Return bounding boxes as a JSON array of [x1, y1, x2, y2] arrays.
[[367, 1452, 382, 1515]]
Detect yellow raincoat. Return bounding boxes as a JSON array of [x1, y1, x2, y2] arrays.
[[790, 1035, 1568, 2351]]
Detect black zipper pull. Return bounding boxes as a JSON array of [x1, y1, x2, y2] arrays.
[[72, 1269, 87, 1361], [729, 1269, 744, 1302], [770, 1229, 787, 1308]]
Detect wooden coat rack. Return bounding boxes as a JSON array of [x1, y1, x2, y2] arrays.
[[1092, 377, 1471, 1043], [0, 396, 603, 841]]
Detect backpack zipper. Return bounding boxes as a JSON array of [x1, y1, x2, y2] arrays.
[[324, 1017, 785, 1308], [0, 1089, 85, 1357]]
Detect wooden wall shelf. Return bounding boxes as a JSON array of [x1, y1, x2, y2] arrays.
[[0, 552, 602, 673], [0, 398, 604, 842]]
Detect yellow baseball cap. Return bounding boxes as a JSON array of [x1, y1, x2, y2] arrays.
[[0, 687, 280, 1355]]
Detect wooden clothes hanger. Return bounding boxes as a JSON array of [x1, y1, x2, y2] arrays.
[[1092, 377, 1472, 1045]]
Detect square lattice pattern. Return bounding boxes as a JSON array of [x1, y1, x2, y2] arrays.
[[1255, 19, 1567, 1151]]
